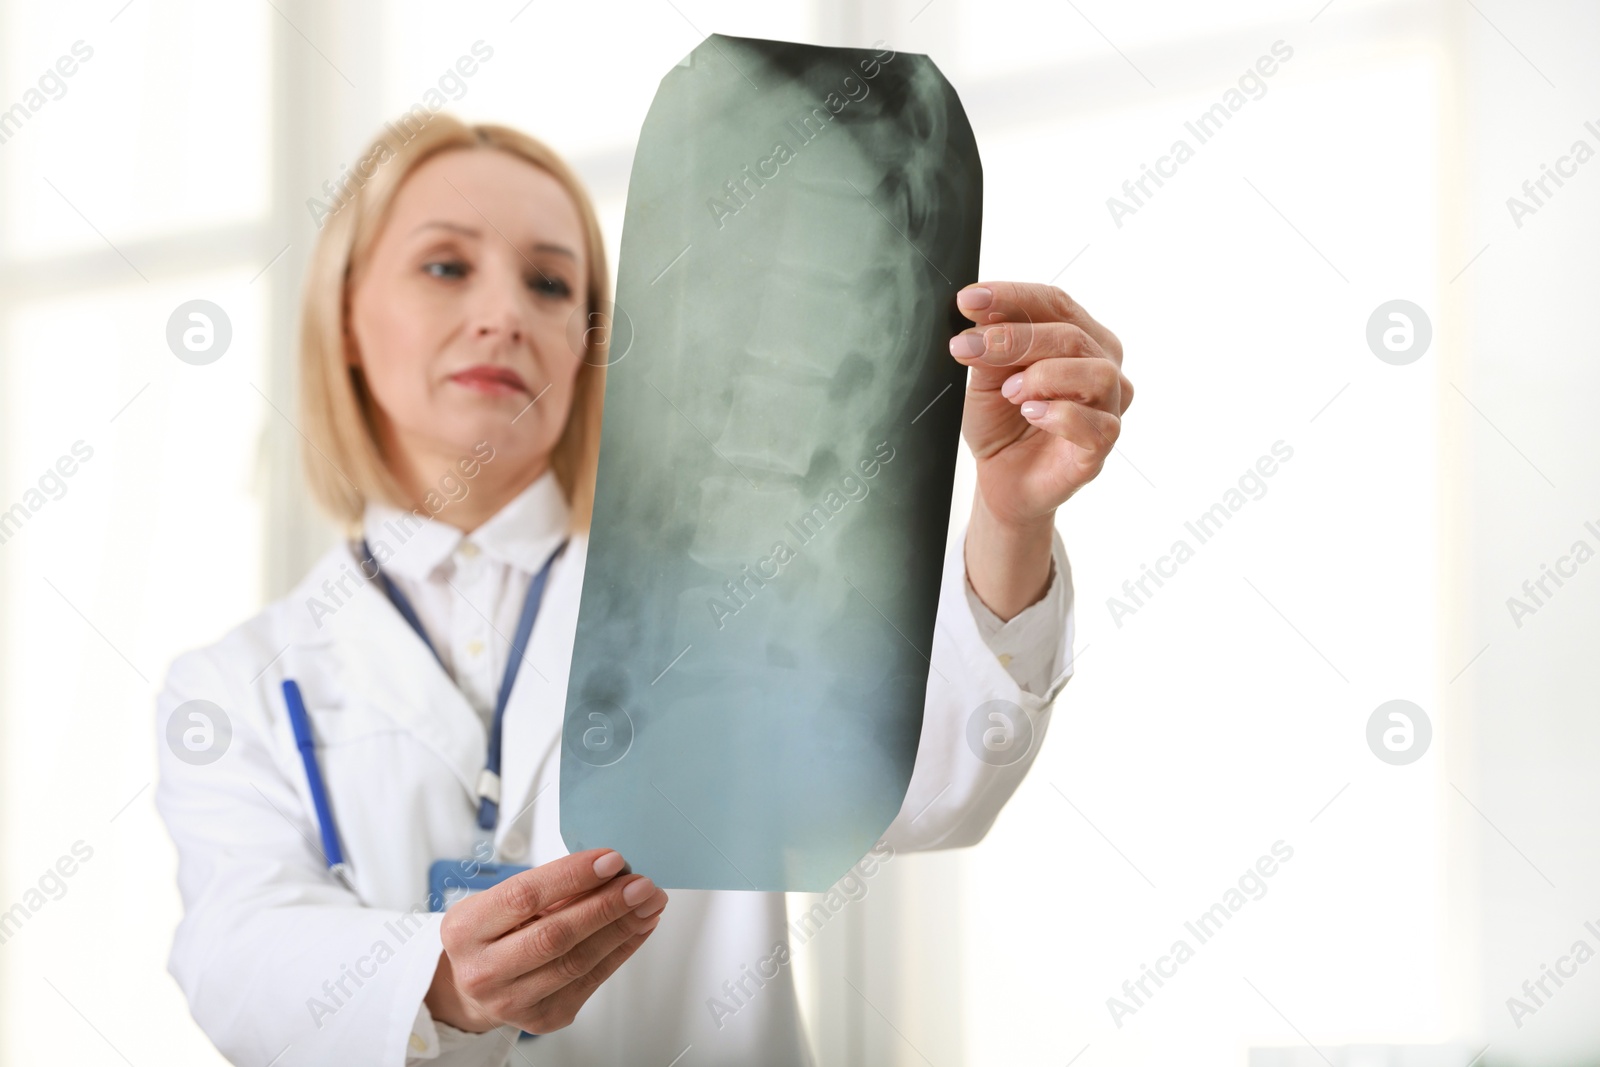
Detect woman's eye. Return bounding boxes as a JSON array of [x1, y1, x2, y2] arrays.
[[423, 260, 468, 280], [529, 274, 572, 298]]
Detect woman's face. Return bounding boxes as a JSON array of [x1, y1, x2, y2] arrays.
[[347, 147, 589, 488]]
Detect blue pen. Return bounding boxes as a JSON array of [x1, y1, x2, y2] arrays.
[[281, 679, 354, 890]]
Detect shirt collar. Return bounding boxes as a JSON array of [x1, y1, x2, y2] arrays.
[[361, 468, 570, 582]]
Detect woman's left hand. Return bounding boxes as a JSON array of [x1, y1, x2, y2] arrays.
[[948, 281, 1133, 526]]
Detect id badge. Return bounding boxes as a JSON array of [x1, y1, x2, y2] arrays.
[[427, 859, 530, 913]]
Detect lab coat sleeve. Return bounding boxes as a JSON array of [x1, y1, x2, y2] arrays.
[[404, 1003, 519, 1062], [153, 644, 482, 1067], [964, 535, 1071, 698], [877, 522, 1074, 854]]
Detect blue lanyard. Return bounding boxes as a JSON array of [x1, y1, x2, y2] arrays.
[[362, 535, 570, 831], [279, 535, 569, 887]]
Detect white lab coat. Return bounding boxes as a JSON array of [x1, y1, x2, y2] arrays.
[[154, 514, 1074, 1066]]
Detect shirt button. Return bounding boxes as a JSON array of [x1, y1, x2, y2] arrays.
[[458, 541, 480, 559], [409, 1033, 428, 1052], [997, 653, 1013, 667], [500, 831, 528, 862], [466, 639, 485, 657]]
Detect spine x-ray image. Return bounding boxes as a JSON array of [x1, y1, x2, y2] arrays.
[[561, 33, 983, 891]]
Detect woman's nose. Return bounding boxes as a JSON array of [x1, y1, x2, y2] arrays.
[[465, 262, 530, 341], [471, 297, 525, 344], [475, 315, 523, 343]]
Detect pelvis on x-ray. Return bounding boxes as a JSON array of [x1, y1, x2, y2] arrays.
[[560, 34, 982, 891]]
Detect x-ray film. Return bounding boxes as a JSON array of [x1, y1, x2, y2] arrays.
[[561, 34, 982, 891]]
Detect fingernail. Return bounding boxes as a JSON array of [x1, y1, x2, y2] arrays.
[[622, 876, 655, 908], [593, 851, 626, 879], [634, 895, 666, 918], [948, 334, 984, 359], [1001, 373, 1024, 399], [957, 286, 993, 310], [639, 913, 662, 933], [1020, 401, 1048, 421]]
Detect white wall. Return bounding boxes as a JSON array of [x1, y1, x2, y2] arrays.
[[1451, 1, 1600, 1061]]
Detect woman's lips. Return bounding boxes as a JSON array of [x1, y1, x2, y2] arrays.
[[449, 364, 528, 396]]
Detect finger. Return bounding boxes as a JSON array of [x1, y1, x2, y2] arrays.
[[528, 877, 661, 929], [513, 919, 661, 1035], [486, 872, 667, 976], [949, 321, 1104, 378], [1017, 399, 1122, 460], [446, 849, 629, 946], [529, 885, 601, 922], [955, 282, 1123, 364], [999, 355, 1126, 415], [516, 895, 664, 1004], [449, 886, 665, 1027], [527, 861, 642, 923]]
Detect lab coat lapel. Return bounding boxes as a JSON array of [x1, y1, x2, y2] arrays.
[[494, 539, 584, 841], [492, 634, 561, 839], [494, 669, 556, 838], [327, 554, 487, 804]]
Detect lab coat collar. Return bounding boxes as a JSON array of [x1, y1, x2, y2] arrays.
[[361, 468, 571, 581]]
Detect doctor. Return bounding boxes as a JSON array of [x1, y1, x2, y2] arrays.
[[154, 116, 1131, 1066]]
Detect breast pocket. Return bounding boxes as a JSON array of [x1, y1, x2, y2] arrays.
[[292, 693, 479, 903], [274, 666, 404, 748], [306, 700, 408, 748]]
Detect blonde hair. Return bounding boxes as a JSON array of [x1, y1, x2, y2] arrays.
[[297, 115, 608, 533]]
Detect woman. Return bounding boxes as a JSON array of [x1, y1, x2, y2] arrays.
[[154, 116, 1131, 1066]]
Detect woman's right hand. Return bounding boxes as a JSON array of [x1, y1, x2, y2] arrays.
[[424, 848, 669, 1034]]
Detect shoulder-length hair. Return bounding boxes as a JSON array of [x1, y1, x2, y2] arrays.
[[297, 115, 608, 533]]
